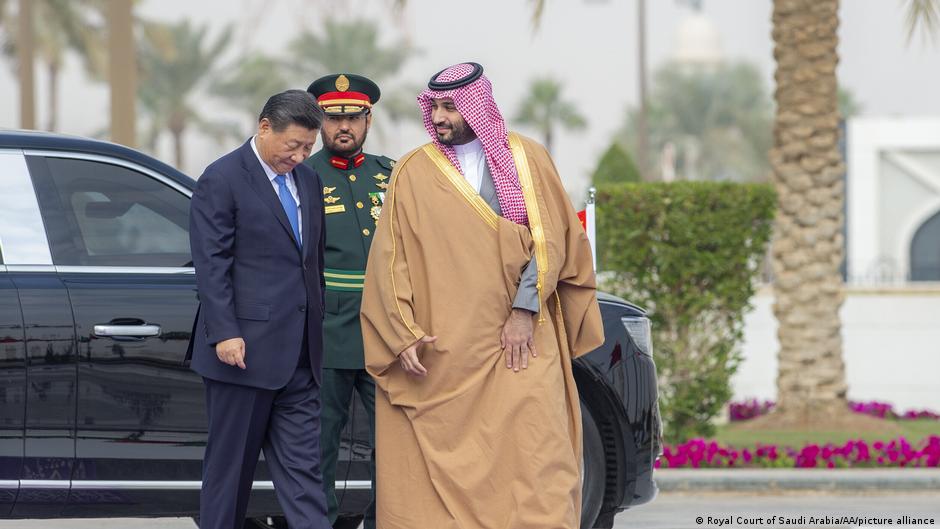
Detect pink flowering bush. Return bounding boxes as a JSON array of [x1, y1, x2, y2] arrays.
[[729, 399, 940, 422], [655, 436, 940, 469], [729, 399, 776, 421]]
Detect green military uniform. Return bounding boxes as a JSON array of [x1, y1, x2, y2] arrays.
[[306, 73, 388, 529], [310, 148, 393, 368]]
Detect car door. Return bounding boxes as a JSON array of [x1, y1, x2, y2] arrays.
[[0, 263, 26, 518], [0, 149, 75, 518], [24, 152, 214, 516], [0, 155, 26, 515]]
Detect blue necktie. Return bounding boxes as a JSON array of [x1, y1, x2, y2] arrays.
[[274, 174, 301, 248]]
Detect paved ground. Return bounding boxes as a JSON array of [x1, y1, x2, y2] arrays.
[[655, 468, 940, 492], [0, 491, 937, 529], [614, 491, 940, 529]]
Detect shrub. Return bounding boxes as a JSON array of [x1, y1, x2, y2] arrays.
[[656, 436, 940, 469], [729, 398, 776, 421], [597, 181, 776, 442], [592, 142, 641, 185], [728, 399, 940, 422]]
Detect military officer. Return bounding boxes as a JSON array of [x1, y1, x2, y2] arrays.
[[305, 73, 390, 529]]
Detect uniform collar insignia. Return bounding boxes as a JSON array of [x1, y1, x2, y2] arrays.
[[329, 152, 366, 170]]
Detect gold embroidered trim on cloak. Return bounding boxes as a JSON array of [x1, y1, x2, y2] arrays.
[[387, 148, 424, 342], [508, 132, 549, 323], [421, 144, 498, 231]]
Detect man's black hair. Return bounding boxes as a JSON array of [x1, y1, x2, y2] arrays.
[[259, 89, 323, 131]]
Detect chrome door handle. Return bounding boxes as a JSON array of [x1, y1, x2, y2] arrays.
[[93, 324, 161, 337]]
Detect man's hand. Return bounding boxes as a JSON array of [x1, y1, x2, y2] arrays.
[[216, 337, 246, 369], [501, 308, 536, 372], [398, 335, 437, 377]]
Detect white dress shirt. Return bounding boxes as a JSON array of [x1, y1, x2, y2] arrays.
[[251, 136, 302, 242], [454, 138, 487, 193]]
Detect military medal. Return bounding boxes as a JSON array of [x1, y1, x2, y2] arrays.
[[369, 192, 384, 222], [324, 195, 341, 204], [324, 186, 336, 195]]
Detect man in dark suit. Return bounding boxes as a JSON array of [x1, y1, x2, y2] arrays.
[[189, 89, 330, 529]]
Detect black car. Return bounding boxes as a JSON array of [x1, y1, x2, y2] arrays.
[[0, 130, 660, 529]]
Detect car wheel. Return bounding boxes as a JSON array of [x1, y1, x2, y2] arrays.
[[580, 400, 605, 529]]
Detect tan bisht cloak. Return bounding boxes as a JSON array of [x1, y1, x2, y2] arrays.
[[361, 133, 604, 529]]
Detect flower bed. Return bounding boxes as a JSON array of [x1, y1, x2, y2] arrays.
[[655, 436, 940, 469], [729, 399, 940, 422]]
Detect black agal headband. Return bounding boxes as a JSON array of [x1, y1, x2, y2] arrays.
[[427, 62, 485, 90]]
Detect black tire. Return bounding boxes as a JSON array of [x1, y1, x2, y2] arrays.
[[580, 400, 605, 529]]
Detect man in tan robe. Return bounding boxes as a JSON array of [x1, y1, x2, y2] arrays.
[[360, 62, 604, 529]]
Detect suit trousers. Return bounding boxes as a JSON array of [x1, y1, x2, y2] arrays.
[[319, 368, 376, 529], [199, 367, 330, 529]]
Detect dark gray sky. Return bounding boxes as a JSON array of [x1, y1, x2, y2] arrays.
[[2, 0, 938, 195]]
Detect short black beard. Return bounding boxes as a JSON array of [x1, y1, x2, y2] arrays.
[[438, 125, 476, 146], [324, 131, 367, 158]]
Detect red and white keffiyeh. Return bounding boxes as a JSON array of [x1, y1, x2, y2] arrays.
[[418, 63, 528, 226]]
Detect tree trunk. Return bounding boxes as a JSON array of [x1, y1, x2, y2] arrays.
[[17, 0, 35, 130], [108, 0, 137, 147], [47, 62, 59, 131], [636, 0, 650, 180], [545, 127, 553, 156], [770, 0, 848, 421], [172, 128, 184, 170]]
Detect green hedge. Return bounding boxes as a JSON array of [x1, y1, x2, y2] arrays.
[[597, 181, 776, 442]]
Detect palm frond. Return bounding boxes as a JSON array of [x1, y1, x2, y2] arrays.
[[904, 0, 940, 46], [529, 0, 547, 31]]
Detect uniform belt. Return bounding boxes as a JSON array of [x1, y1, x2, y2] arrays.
[[324, 268, 365, 291]]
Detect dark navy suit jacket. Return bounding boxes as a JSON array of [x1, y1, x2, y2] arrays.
[[189, 139, 326, 389]]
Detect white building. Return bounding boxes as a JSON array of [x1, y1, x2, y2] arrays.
[[733, 117, 940, 414], [847, 117, 940, 284]]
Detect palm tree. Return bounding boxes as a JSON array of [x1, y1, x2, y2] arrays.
[[376, 82, 425, 125], [619, 61, 773, 182], [904, 0, 939, 44], [767, 0, 938, 426], [515, 0, 938, 429], [288, 17, 421, 131], [0, 0, 104, 131], [290, 17, 412, 82], [525, 0, 650, 178], [210, 53, 287, 135], [514, 78, 587, 155], [107, 0, 135, 147], [137, 20, 235, 169], [767, 0, 848, 424]]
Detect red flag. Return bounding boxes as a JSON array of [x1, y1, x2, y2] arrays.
[[582, 191, 596, 271]]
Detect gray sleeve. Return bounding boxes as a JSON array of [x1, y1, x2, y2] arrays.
[[512, 254, 540, 314], [481, 165, 538, 312]]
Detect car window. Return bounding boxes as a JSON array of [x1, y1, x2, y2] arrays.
[[28, 156, 191, 267]]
